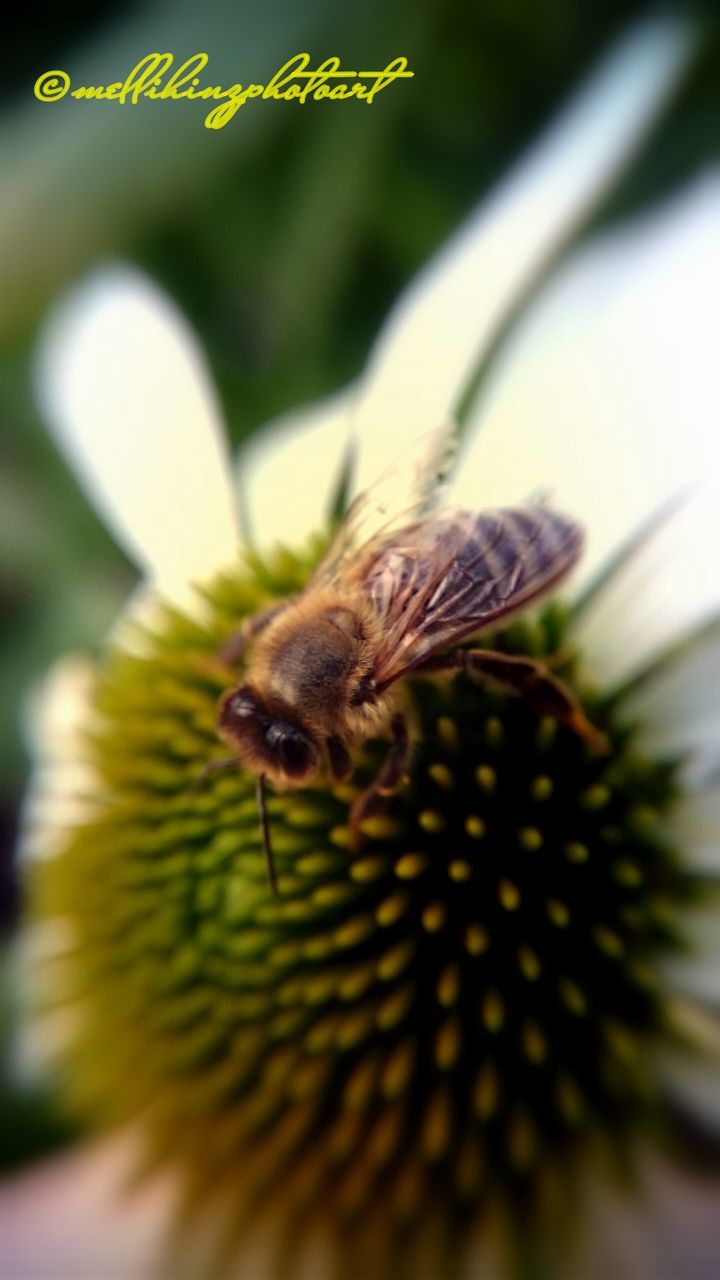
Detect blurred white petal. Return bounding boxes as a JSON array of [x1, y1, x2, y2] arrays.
[[572, 482, 720, 689], [0, 1136, 174, 1280], [19, 654, 100, 863], [453, 172, 720, 655], [618, 611, 720, 786], [36, 266, 241, 610], [673, 788, 720, 874], [237, 385, 354, 549], [352, 18, 697, 493], [655, 999, 720, 1133], [661, 911, 720, 1007], [571, 1154, 720, 1280]]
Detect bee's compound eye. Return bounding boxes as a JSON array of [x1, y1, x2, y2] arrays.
[[266, 723, 316, 779]]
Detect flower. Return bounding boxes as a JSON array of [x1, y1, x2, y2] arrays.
[[6, 16, 720, 1279]]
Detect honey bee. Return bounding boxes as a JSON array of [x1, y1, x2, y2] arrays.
[[213, 430, 605, 895]]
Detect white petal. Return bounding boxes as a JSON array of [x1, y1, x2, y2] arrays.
[[237, 385, 354, 549], [19, 654, 100, 863], [661, 910, 720, 1007], [672, 788, 720, 874], [656, 998, 720, 1131], [352, 18, 697, 493], [0, 1136, 174, 1279], [36, 266, 241, 609], [618, 610, 720, 786], [453, 172, 720, 667], [572, 483, 720, 689]]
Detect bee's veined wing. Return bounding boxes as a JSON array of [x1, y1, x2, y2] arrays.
[[360, 506, 583, 688], [307, 423, 458, 589]]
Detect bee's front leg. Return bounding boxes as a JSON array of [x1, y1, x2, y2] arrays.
[[348, 714, 409, 850], [218, 603, 287, 666], [417, 649, 608, 753]]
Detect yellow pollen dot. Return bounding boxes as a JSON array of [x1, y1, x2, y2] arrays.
[[535, 716, 557, 749], [580, 783, 611, 810], [296, 852, 339, 877], [629, 804, 658, 831], [559, 977, 587, 1015], [593, 925, 624, 957], [338, 964, 375, 1001], [481, 988, 504, 1032], [518, 826, 543, 851], [422, 902, 447, 933], [473, 1063, 499, 1118], [613, 859, 642, 887], [303, 934, 334, 961], [449, 859, 472, 882], [518, 945, 540, 981], [522, 1019, 547, 1064], [367, 1106, 402, 1170], [334, 915, 373, 950], [564, 840, 589, 863], [464, 815, 486, 839], [343, 1056, 379, 1111], [475, 765, 497, 793], [498, 879, 520, 911], [377, 939, 416, 982], [484, 716, 504, 746], [556, 1074, 584, 1125], [350, 855, 389, 883], [422, 1090, 452, 1161], [455, 1139, 483, 1198], [508, 1109, 536, 1171], [418, 809, 447, 834], [530, 774, 553, 801], [395, 852, 430, 880], [435, 1017, 461, 1070], [437, 963, 460, 1008], [376, 984, 414, 1031], [304, 973, 337, 1006], [381, 1040, 415, 1099], [337, 1006, 374, 1049], [305, 1014, 341, 1053], [547, 898, 570, 927], [361, 814, 403, 839], [312, 882, 356, 908], [464, 923, 489, 955], [604, 1021, 637, 1064], [330, 825, 351, 848], [436, 716, 459, 750], [376, 892, 410, 928], [428, 762, 455, 790]]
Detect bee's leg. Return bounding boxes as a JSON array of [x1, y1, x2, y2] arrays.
[[348, 714, 409, 849], [218, 603, 287, 666], [188, 756, 238, 793], [417, 649, 608, 753]]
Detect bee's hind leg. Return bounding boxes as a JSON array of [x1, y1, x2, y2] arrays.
[[348, 714, 409, 851], [417, 649, 608, 753]]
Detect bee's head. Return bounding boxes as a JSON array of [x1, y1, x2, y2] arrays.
[[217, 684, 318, 784]]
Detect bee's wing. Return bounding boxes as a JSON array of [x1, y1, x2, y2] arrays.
[[307, 423, 457, 589], [359, 506, 583, 688]]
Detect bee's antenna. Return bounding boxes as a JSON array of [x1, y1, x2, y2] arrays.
[[257, 774, 278, 898]]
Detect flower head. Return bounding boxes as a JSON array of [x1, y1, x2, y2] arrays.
[[15, 18, 720, 1279]]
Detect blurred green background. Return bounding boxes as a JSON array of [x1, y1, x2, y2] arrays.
[[1, 0, 719, 1169]]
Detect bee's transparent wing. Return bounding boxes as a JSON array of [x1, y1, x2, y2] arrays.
[[307, 423, 458, 590], [360, 506, 583, 687]]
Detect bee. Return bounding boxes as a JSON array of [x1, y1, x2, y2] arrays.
[[213, 430, 606, 895]]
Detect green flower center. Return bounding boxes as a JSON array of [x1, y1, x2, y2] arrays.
[[33, 542, 696, 1275]]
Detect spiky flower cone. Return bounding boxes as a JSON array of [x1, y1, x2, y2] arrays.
[[31, 543, 698, 1278]]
